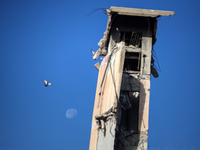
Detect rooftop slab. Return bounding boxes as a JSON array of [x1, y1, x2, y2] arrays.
[[107, 7, 175, 17]]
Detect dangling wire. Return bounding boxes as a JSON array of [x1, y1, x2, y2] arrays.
[[152, 47, 161, 72], [86, 8, 107, 17], [149, 17, 161, 74]]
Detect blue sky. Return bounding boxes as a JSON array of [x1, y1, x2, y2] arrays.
[[0, 0, 200, 150]]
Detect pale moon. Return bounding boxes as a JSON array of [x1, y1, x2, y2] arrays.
[[66, 108, 78, 119]]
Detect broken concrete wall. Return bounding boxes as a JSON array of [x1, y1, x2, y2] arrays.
[[115, 75, 149, 150], [91, 14, 153, 150], [89, 42, 125, 150], [90, 6, 175, 150], [108, 13, 154, 150], [97, 116, 116, 150]]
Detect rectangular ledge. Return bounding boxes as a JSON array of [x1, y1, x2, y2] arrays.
[[108, 7, 175, 17]]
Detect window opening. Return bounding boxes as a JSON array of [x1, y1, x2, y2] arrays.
[[124, 52, 141, 72], [119, 91, 139, 132], [121, 32, 142, 48]]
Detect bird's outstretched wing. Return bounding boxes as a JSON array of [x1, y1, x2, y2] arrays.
[[48, 82, 53, 86], [43, 80, 48, 84]]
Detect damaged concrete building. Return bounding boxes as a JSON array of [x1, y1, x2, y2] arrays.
[[90, 7, 175, 150]]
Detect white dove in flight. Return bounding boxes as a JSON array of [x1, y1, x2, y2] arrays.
[[43, 80, 53, 87]]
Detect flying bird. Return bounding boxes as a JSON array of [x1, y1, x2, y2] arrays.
[[43, 80, 53, 87]]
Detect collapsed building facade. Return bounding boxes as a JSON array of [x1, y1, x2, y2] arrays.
[[90, 7, 175, 150]]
